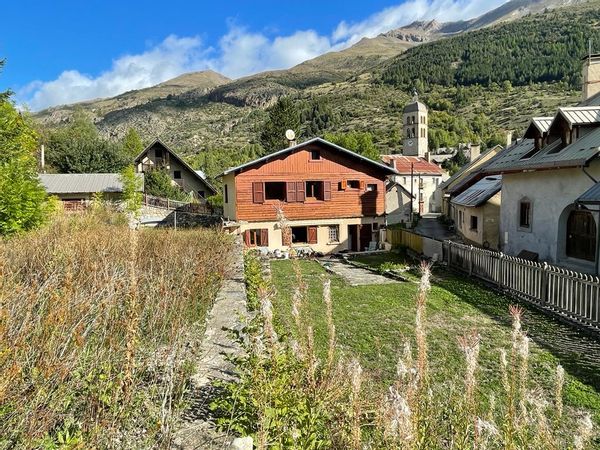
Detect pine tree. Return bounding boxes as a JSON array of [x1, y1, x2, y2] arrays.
[[122, 128, 144, 158], [260, 97, 300, 152]]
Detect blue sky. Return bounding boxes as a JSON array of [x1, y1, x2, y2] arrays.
[[0, 0, 504, 110]]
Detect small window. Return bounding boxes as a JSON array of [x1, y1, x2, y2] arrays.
[[366, 184, 377, 192], [174, 170, 182, 179], [291, 226, 308, 243], [310, 150, 321, 160], [247, 229, 266, 246], [519, 201, 531, 229], [470, 215, 478, 231], [224, 184, 228, 203], [264, 181, 286, 201], [328, 225, 339, 243], [306, 181, 323, 199], [155, 148, 163, 158], [348, 180, 360, 189], [403, 177, 407, 184], [198, 190, 205, 199]]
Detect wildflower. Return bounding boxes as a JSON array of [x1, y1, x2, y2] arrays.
[[555, 364, 565, 419], [458, 331, 480, 405], [574, 413, 594, 450], [384, 386, 413, 441], [476, 417, 499, 437]]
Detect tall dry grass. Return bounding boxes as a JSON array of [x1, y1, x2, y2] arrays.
[[0, 210, 233, 449]]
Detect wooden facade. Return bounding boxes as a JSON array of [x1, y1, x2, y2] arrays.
[[231, 141, 388, 222]]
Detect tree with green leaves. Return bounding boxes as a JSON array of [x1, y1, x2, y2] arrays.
[[144, 169, 190, 201], [323, 131, 381, 161], [260, 97, 300, 152], [0, 99, 51, 235], [45, 109, 130, 173], [122, 128, 144, 158], [119, 165, 143, 218]]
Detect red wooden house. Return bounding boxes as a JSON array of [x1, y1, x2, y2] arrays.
[[220, 138, 398, 253]]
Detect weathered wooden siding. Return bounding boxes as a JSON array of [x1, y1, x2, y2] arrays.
[[234, 144, 387, 222]]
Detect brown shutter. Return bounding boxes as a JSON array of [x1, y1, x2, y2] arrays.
[[244, 230, 250, 246], [323, 181, 332, 201], [308, 226, 318, 244], [252, 182, 264, 204], [340, 179, 347, 190], [296, 181, 306, 202], [260, 229, 269, 246], [359, 180, 366, 191], [286, 182, 297, 203]]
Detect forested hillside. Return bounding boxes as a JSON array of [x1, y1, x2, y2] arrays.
[[380, 2, 600, 89]]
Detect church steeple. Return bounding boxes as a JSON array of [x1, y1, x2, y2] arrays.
[[402, 94, 428, 158]]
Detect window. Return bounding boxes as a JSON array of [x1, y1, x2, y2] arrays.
[[306, 181, 323, 199], [328, 225, 339, 243], [264, 182, 286, 201], [403, 177, 407, 184], [291, 226, 307, 243], [245, 229, 268, 247], [470, 215, 478, 231], [198, 190, 205, 199], [366, 184, 377, 192], [224, 184, 228, 203], [348, 180, 360, 189], [519, 201, 531, 229], [174, 170, 182, 179], [566, 210, 597, 261], [310, 150, 321, 160], [155, 148, 163, 158]]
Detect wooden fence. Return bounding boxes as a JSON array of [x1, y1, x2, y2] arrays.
[[445, 241, 600, 330], [386, 229, 424, 254]]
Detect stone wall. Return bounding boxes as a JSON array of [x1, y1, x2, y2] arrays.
[[140, 204, 221, 228]]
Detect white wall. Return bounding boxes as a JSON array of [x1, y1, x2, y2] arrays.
[[391, 173, 445, 214], [386, 184, 412, 224], [500, 161, 600, 271]]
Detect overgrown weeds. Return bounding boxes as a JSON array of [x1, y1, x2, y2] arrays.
[[0, 209, 233, 449], [215, 259, 596, 449]]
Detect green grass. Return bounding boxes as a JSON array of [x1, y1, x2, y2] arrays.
[[269, 258, 600, 426]]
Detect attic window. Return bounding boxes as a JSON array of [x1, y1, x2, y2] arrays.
[[310, 150, 321, 160]]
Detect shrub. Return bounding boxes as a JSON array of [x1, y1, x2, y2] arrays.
[[144, 168, 190, 201], [243, 250, 267, 311]]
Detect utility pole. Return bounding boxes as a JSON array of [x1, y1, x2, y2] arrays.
[[410, 162, 414, 224]]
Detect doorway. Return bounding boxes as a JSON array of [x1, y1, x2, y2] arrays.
[[348, 224, 359, 251], [360, 223, 373, 251]]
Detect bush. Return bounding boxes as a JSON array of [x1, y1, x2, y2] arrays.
[[144, 168, 190, 201], [244, 251, 267, 311]]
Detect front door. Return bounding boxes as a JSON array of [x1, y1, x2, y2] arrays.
[[360, 223, 373, 251], [348, 224, 359, 252]]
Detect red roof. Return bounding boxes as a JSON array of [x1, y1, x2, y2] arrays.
[[380, 155, 444, 175]]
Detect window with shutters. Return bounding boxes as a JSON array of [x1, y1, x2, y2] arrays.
[[348, 180, 360, 189], [366, 184, 377, 192], [264, 182, 286, 201], [306, 181, 323, 199], [252, 182, 264, 203], [246, 229, 268, 247], [291, 226, 308, 243], [328, 225, 339, 243]]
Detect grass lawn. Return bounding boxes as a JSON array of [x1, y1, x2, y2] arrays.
[[269, 256, 600, 427]]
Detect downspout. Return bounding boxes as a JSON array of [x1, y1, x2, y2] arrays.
[[581, 161, 600, 273]]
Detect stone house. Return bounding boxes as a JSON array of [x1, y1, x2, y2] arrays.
[[451, 175, 502, 249]]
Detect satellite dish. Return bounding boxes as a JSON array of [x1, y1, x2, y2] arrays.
[[285, 129, 296, 141]]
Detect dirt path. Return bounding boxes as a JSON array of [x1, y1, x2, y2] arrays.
[[172, 238, 248, 450]]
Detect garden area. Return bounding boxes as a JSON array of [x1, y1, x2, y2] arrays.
[[216, 251, 600, 448]]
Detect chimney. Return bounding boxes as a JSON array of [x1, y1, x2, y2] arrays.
[[506, 131, 513, 148], [425, 151, 432, 163], [468, 144, 480, 162], [582, 52, 600, 101], [40, 144, 45, 173]]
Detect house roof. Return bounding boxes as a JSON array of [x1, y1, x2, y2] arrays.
[[524, 117, 553, 137], [552, 106, 600, 127], [219, 137, 399, 177], [404, 100, 427, 113], [451, 175, 502, 207], [380, 154, 444, 175], [484, 127, 600, 173], [135, 139, 217, 194], [386, 180, 415, 198], [438, 145, 503, 194], [576, 182, 600, 205], [39, 173, 143, 194]]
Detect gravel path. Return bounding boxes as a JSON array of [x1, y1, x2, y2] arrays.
[[320, 258, 399, 286]]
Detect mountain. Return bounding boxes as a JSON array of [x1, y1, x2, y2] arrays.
[[32, 0, 594, 172]]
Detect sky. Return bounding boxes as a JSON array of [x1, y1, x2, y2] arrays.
[[0, 0, 506, 111]]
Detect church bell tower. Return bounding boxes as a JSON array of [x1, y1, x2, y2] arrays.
[[402, 91, 428, 158]]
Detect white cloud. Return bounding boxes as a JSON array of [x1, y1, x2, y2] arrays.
[[20, 0, 507, 110]]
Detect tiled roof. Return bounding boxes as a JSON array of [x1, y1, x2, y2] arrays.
[[451, 175, 502, 207], [39, 173, 143, 194], [380, 155, 444, 175]]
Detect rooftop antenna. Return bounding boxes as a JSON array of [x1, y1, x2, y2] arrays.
[[285, 129, 296, 147]]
